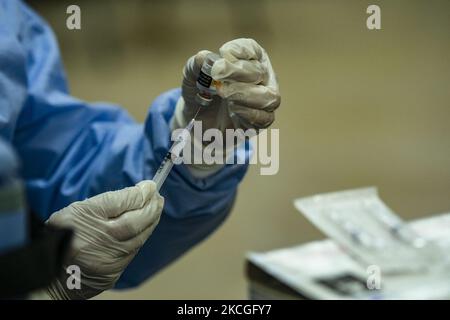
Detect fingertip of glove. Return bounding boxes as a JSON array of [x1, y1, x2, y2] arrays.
[[194, 50, 212, 67], [219, 38, 263, 62], [136, 180, 157, 204], [157, 193, 165, 209]]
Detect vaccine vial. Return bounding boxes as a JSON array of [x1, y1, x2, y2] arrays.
[[196, 53, 221, 107]]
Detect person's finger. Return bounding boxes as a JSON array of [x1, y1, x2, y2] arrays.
[[219, 38, 263, 62], [211, 59, 267, 84], [107, 192, 164, 242], [219, 82, 281, 112], [120, 208, 162, 253], [228, 103, 275, 129], [183, 50, 212, 86], [262, 55, 278, 92], [77, 180, 157, 219]]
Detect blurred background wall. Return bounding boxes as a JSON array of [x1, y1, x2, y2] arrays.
[[26, 0, 450, 299]]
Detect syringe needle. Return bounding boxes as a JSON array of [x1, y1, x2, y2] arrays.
[[192, 105, 202, 120]]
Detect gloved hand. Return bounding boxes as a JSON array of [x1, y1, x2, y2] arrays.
[[174, 38, 281, 134], [44, 181, 164, 300]]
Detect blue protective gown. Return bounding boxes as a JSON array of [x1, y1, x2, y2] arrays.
[[0, 0, 249, 288]]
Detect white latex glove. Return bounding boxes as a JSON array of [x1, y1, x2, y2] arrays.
[[174, 38, 281, 133], [44, 181, 163, 300]]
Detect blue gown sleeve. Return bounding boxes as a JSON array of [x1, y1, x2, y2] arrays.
[[7, 0, 250, 287]]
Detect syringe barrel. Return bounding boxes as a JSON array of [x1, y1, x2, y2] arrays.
[[152, 119, 195, 191], [153, 154, 174, 192]]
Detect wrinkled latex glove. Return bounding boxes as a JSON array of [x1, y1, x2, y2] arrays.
[[44, 181, 164, 300], [175, 38, 281, 134]]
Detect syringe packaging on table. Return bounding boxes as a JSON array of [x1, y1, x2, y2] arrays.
[[294, 187, 446, 274], [247, 188, 450, 299]]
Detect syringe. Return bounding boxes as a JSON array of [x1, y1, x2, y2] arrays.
[[152, 106, 202, 191], [152, 52, 221, 191]]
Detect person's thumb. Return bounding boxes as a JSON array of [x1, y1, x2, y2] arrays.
[[77, 181, 157, 219], [183, 50, 212, 84]]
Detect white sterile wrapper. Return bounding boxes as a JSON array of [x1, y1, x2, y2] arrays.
[[294, 187, 445, 274]]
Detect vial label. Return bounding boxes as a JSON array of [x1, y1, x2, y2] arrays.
[[197, 70, 213, 89]]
